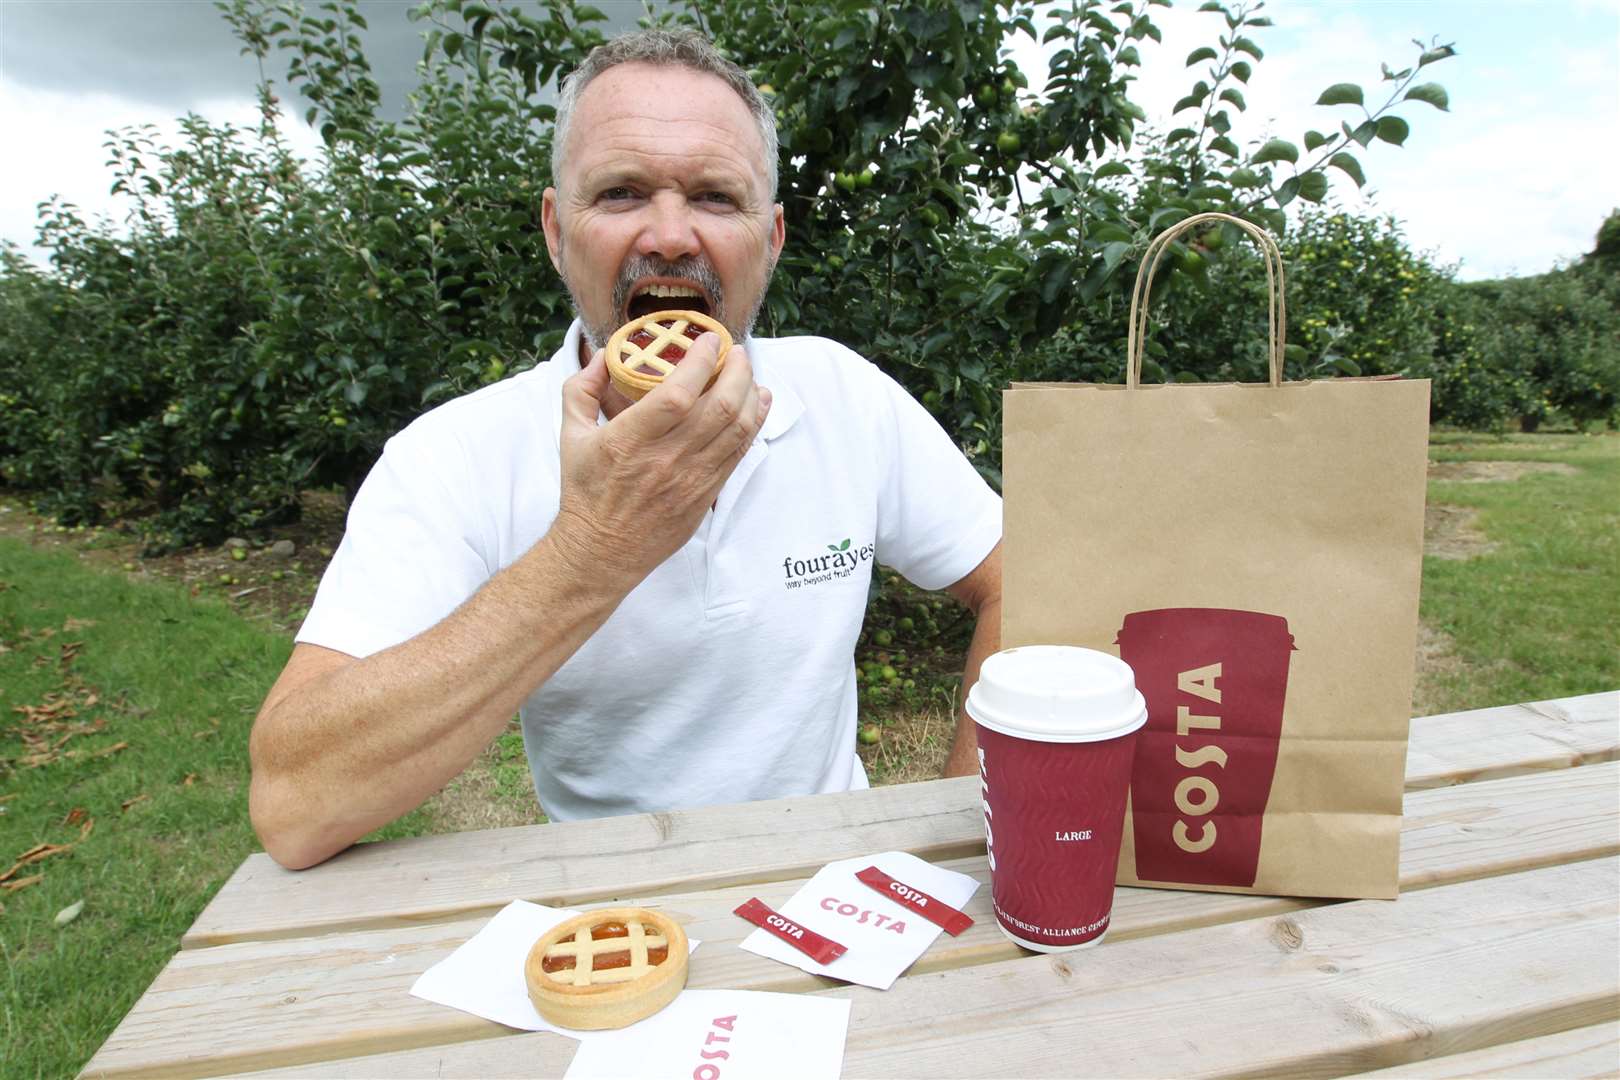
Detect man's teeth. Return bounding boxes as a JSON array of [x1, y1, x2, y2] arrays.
[[637, 284, 702, 299]]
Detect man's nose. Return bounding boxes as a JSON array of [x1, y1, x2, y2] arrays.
[[636, 192, 701, 261]]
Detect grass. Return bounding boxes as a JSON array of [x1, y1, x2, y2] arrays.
[[1418, 430, 1619, 712], [0, 540, 434, 1079], [1, 427, 1616, 1078]]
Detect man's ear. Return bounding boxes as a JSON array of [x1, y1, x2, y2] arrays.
[[541, 187, 563, 270], [769, 202, 786, 261]]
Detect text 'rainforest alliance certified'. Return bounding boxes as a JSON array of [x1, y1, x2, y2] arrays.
[[781, 537, 875, 591]]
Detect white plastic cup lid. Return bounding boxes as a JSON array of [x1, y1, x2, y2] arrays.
[[965, 645, 1147, 743]]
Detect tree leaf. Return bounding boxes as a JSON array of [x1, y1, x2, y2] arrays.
[[1230, 60, 1252, 83], [1093, 161, 1132, 179], [1275, 175, 1301, 206], [1404, 83, 1450, 110], [1298, 171, 1329, 203], [1228, 167, 1262, 188], [1328, 151, 1366, 187], [1375, 116, 1410, 146], [1251, 138, 1299, 165], [1315, 82, 1364, 107], [1343, 120, 1377, 147], [1419, 45, 1456, 66], [1219, 87, 1246, 110], [1332, 355, 1363, 376], [1166, 127, 1198, 143], [1197, 1, 1224, 10], [1185, 46, 1218, 66], [1210, 135, 1239, 158], [1303, 129, 1330, 151], [1232, 36, 1263, 59], [55, 899, 85, 927]]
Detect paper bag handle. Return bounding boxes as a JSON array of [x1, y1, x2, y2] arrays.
[[1126, 211, 1288, 389]]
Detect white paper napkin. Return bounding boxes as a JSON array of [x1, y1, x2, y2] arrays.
[[562, 989, 851, 1080], [738, 850, 978, 990], [410, 900, 700, 1040]]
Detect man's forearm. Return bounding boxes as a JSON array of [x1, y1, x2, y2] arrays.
[[943, 597, 1001, 777], [248, 530, 631, 868]]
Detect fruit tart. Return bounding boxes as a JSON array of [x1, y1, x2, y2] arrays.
[[524, 906, 689, 1030], [605, 309, 732, 401]]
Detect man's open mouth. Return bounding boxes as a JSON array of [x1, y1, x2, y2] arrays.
[[626, 282, 712, 321]]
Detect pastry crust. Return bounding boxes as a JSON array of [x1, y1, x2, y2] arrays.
[[605, 309, 732, 401], [524, 906, 690, 1030]]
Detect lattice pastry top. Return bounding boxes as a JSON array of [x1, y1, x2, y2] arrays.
[[605, 309, 732, 401], [524, 906, 690, 1030]]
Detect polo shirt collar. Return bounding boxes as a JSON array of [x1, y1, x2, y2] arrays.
[[549, 319, 803, 443]]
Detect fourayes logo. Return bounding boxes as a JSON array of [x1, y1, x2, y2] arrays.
[[781, 537, 875, 591]]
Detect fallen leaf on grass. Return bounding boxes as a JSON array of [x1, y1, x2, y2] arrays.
[[0, 793, 16, 804], [182, 773, 198, 787], [61, 618, 97, 632], [55, 899, 85, 927], [62, 807, 89, 827], [0, 819, 95, 883], [1, 843, 72, 882], [1, 873, 43, 893], [121, 793, 150, 813]]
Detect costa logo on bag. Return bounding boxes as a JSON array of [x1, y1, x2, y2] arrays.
[[1116, 608, 1295, 888]]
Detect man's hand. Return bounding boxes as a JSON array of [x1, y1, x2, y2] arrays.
[[552, 332, 771, 585]]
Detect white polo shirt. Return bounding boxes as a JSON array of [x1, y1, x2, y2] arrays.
[[297, 321, 1002, 821]]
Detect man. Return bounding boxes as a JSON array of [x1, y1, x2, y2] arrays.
[[249, 29, 1002, 870]]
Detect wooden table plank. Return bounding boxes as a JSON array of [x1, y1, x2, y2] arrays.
[[82, 762, 1620, 1079], [182, 777, 985, 949], [231, 858, 1620, 1079], [831, 857, 1620, 1079], [1405, 692, 1618, 789], [1349, 1021, 1620, 1078], [183, 692, 1620, 949]]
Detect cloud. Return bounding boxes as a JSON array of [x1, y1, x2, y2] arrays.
[[2, 0, 432, 117]]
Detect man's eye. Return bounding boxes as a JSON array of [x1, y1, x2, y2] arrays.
[[699, 192, 736, 206], [599, 187, 636, 202]]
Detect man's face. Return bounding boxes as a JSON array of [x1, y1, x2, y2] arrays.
[[542, 62, 786, 354]]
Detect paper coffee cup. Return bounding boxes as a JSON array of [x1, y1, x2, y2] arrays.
[[966, 645, 1146, 952]]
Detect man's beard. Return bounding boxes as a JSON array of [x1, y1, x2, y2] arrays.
[[561, 250, 776, 353]]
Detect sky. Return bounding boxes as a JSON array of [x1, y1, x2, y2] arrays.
[[1, 0, 1616, 281]]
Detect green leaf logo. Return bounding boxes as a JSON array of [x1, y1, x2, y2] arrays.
[[828, 538, 851, 552]]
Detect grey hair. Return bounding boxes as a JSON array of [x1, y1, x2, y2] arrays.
[[551, 28, 778, 199]]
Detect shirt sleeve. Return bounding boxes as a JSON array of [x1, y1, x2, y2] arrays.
[[295, 423, 496, 659], [867, 362, 1003, 591]]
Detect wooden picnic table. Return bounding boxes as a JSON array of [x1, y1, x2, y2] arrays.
[[83, 691, 1619, 1079]]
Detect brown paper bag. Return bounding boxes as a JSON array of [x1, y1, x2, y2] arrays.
[[1001, 212, 1430, 900]]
